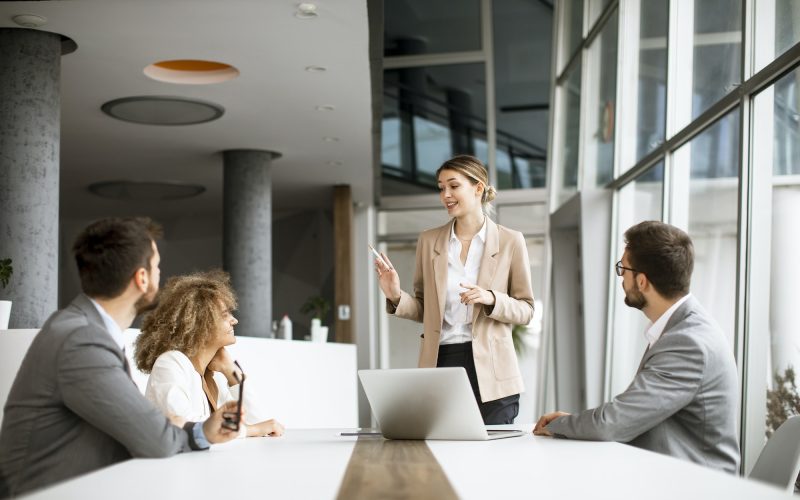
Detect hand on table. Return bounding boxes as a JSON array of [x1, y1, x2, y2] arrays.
[[533, 411, 570, 436], [250, 419, 285, 437]]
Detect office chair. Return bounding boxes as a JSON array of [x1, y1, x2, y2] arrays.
[[749, 416, 800, 492]]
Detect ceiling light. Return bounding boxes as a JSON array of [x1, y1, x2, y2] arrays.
[[327, 161, 343, 167], [315, 105, 335, 112], [305, 65, 327, 73], [295, 3, 318, 19], [101, 96, 224, 125], [323, 136, 339, 142], [144, 60, 239, 85], [89, 181, 206, 200], [12, 14, 46, 28]]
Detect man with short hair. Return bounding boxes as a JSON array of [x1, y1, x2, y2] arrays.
[[0, 217, 239, 496], [533, 221, 740, 473]]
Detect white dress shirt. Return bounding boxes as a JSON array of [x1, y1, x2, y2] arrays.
[[440, 220, 487, 345], [145, 350, 267, 438], [88, 297, 125, 350], [643, 293, 692, 348]]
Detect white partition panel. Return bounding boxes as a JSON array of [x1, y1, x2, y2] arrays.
[[1, 329, 358, 429]]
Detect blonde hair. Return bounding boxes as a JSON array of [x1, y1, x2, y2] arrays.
[[435, 155, 497, 214], [134, 269, 237, 373]]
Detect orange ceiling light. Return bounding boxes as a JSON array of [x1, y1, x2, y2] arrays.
[[144, 59, 239, 85]]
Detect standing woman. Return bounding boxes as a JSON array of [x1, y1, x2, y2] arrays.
[[375, 155, 534, 424]]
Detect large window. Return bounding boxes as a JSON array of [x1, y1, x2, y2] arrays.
[[586, 10, 618, 186], [608, 161, 664, 397]]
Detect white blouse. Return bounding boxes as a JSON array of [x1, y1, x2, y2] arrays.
[[440, 220, 487, 345], [144, 350, 267, 438]]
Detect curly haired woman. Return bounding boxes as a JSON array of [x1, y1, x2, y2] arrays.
[[135, 270, 283, 438]]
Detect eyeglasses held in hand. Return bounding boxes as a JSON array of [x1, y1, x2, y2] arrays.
[[222, 360, 245, 432]]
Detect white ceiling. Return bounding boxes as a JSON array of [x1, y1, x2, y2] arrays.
[[0, 0, 374, 219]]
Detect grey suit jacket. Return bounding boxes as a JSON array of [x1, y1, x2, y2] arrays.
[[0, 294, 197, 496], [547, 296, 740, 473]]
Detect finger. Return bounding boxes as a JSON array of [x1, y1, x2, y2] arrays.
[[459, 282, 477, 290], [380, 252, 395, 270], [374, 258, 388, 272]]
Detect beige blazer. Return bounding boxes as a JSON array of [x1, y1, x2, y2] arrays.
[[388, 218, 534, 402]]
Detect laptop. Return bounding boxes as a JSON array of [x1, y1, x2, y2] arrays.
[[358, 368, 524, 441]]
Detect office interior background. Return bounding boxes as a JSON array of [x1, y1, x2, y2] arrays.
[[1, 0, 799, 477]]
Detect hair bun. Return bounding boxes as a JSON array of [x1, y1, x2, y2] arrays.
[[484, 185, 497, 203]]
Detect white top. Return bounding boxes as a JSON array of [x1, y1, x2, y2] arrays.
[[440, 220, 487, 345], [644, 293, 692, 348], [88, 298, 125, 350], [144, 350, 266, 437]]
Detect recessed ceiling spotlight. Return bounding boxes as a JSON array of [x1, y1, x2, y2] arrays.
[[144, 60, 239, 85], [323, 136, 339, 142], [305, 65, 327, 73], [327, 161, 343, 167], [12, 14, 47, 28], [295, 3, 318, 19], [315, 105, 335, 112]]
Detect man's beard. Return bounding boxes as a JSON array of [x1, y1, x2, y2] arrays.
[[134, 286, 158, 316], [623, 280, 647, 310]]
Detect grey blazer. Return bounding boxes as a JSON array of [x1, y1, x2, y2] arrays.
[[547, 296, 740, 473], [0, 294, 198, 496]]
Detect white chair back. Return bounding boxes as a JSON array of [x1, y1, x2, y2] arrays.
[[749, 415, 800, 492]]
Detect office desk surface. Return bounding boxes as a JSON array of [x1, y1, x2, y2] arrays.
[[23, 429, 790, 500]]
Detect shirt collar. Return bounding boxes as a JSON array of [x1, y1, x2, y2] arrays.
[[644, 293, 692, 348], [88, 297, 126, 350], [449, 218, 488, 244]]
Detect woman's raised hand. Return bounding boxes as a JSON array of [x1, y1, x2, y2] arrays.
[[374, 251, 402, 305], [208, 347, 239, 386]]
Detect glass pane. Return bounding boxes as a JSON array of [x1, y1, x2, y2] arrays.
[[754, 1, 800, 73], [773, 69, 800, 175], [378, 241, 422, 369], [675, 0, 742, 128], [384, 0, 481, 56], [556, 64, 582, 205], [678, 110, 740, 349], [586, 11, 618, 186], [561, 0, 585, 72], [497, 203, 548, 235], [381, 64, 487, 196], [609, 162, 664, 396], [493, 0, 553, 189], [586, 0, 612, 29], [635, 0, 668, 161], [378, 209, 450, 236], [749, 66, 800, 468]]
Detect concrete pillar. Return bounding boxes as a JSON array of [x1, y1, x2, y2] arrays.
[[0, 29, 62, 327], [222, 149, 279, 338]]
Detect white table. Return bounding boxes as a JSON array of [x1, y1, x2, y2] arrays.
[[21, 429, 792, 500]]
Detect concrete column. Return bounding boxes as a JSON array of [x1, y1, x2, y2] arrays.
[[222, 149, 279, 338], [0, 29, 62, 327]]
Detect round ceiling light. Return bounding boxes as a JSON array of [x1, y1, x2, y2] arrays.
[[101, 96, 224, 125], [144, 60, 240, 85], [315, 104, 335, 112], [305, 65, 327, 73], [89, 181, 205, 201]]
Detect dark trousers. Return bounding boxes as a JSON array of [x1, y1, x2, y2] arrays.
[[436, 341, 519, 425]]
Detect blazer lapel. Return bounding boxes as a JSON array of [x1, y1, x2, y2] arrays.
[[432, 221, 452, 322], [473, 219, 499, 323]]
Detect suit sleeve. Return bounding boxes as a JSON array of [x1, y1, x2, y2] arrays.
[[388, 237, 425, 323], [546, 334, 705, 442], [57, 327, 194, 457], [486, 231, 534, 325]]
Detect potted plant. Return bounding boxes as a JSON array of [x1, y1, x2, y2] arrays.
[[766, 366, 800, 489], [300, 295, 330, 342], [0, 258, 13, 329]]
